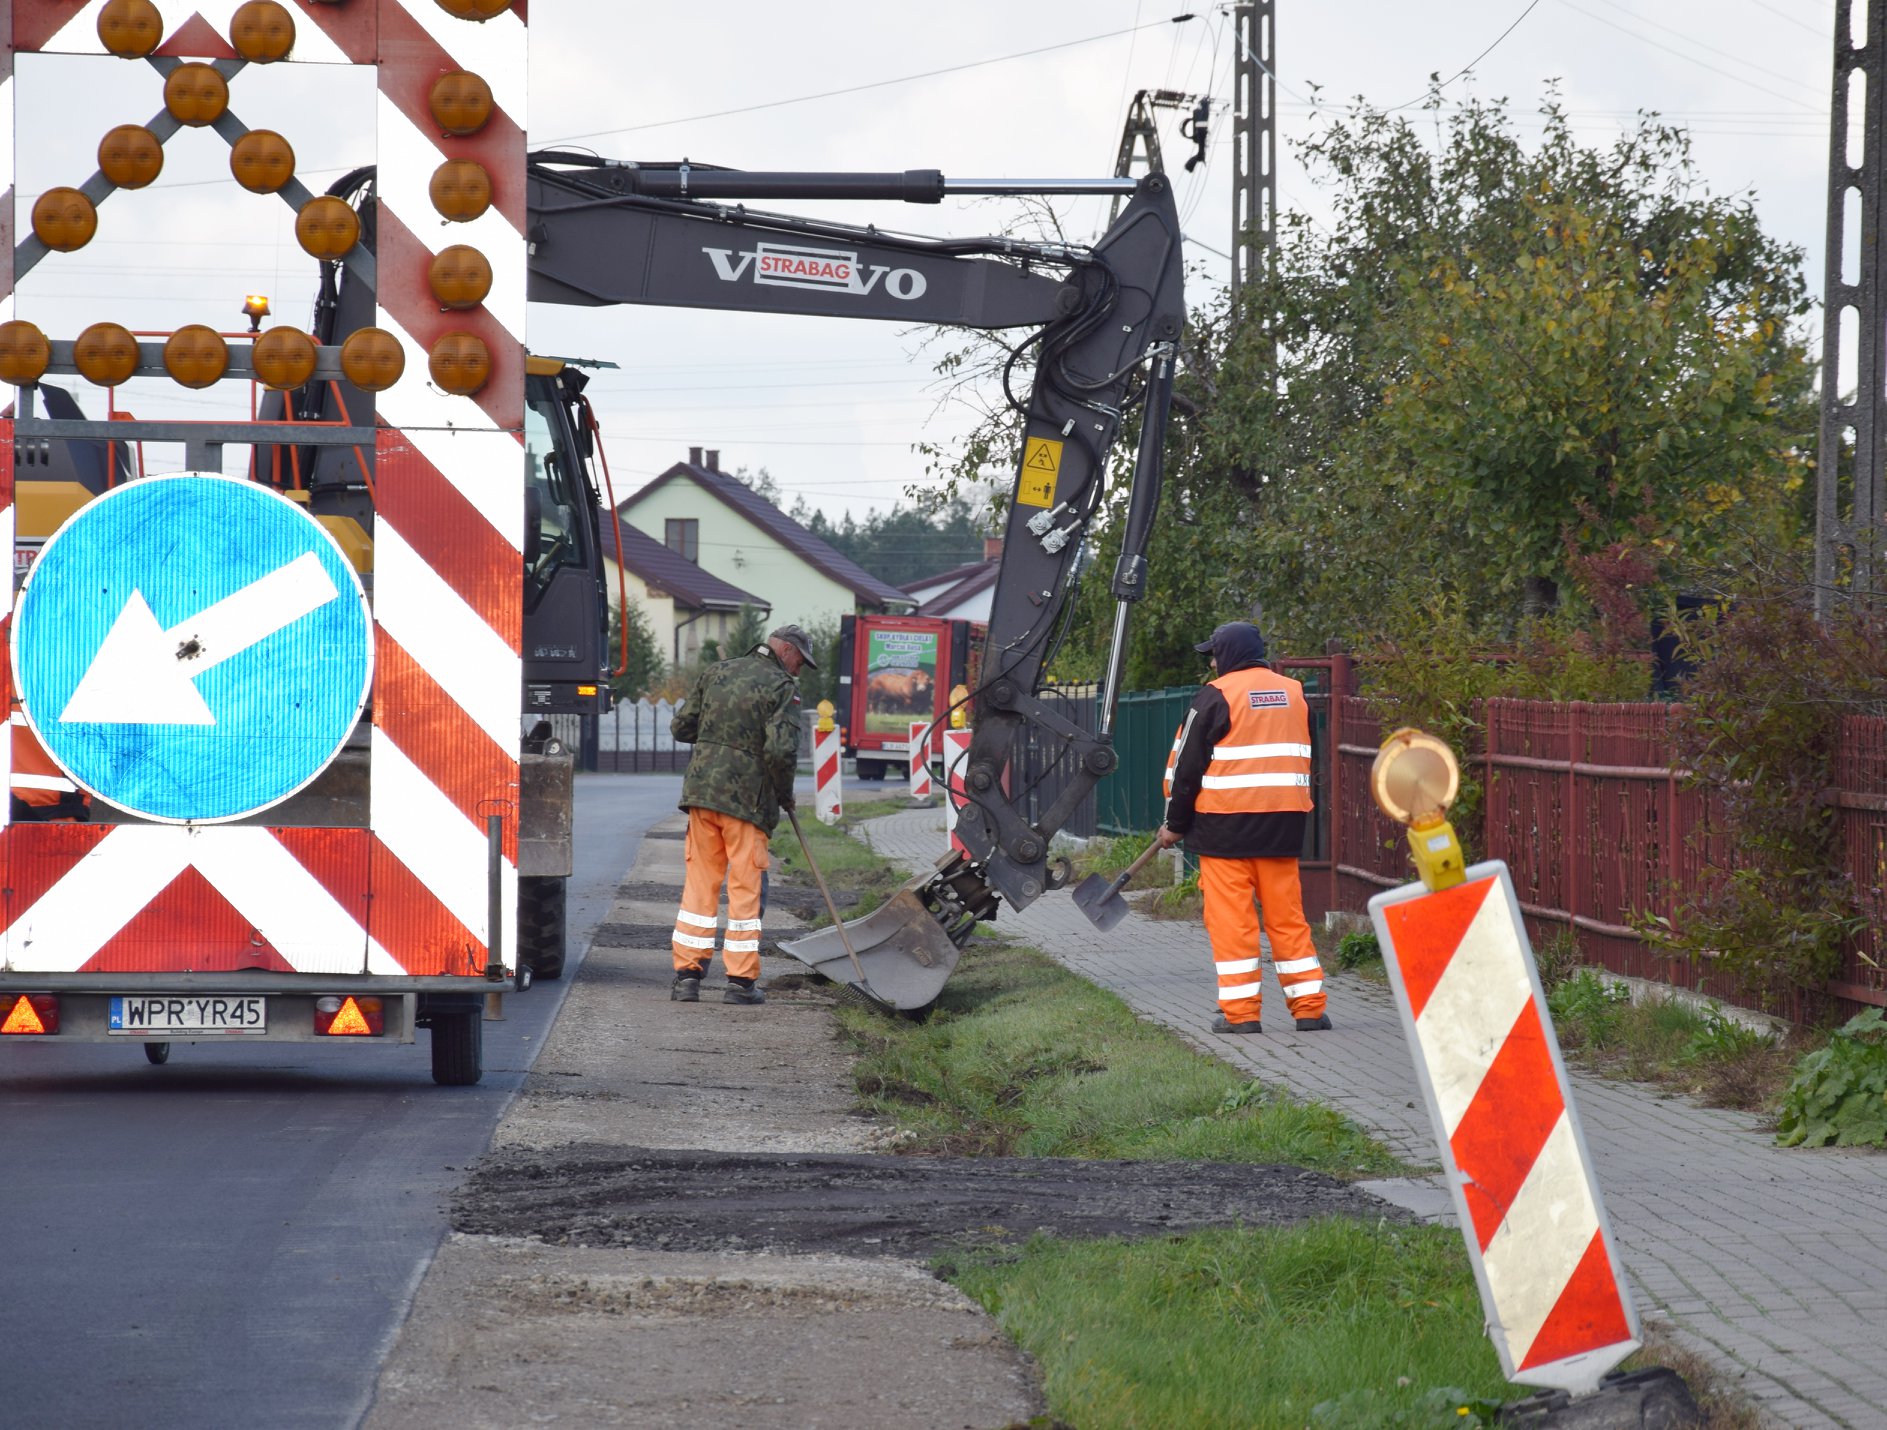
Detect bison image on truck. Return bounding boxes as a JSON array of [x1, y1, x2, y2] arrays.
[[837, 614, 983, 780]]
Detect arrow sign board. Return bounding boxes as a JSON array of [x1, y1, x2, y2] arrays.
[[10, 474, 373, 824]]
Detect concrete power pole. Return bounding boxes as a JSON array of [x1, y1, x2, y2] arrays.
[[1818, 0, 1887, 613], [1231, 1, 1278, 310]]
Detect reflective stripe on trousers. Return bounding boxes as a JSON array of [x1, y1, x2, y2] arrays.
[[672, 807, 771, 980], [1199, 855, 1326, 1023]]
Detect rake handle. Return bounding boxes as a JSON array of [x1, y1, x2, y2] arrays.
[[786, 807, 870, 987]]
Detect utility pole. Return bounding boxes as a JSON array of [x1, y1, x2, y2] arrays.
[[1818, 0, 1887, 613], [1231, 1, 1277, 311]]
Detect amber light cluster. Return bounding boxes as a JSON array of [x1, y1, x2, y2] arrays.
[[8, 0, 426, 395]]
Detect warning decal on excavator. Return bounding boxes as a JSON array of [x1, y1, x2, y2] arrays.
[[1018, 438, 1062, 507]]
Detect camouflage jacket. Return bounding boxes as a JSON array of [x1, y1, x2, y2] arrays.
[[672, 646, 801, 833]]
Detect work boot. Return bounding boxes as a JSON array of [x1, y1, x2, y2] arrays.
[[723, 980, 766, 1006], [1295, 1014, 1332, 1031], [670, 973, 702, 1002], [1212, 1015, 1261, 1035]]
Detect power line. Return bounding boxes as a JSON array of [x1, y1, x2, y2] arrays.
[[539, 14, 1199, 146], [1554, 0, 1822, 112], [1580, 0, 1824, 98], [1384, 0, 1544, 112], [1743, 0, 1832, 38]]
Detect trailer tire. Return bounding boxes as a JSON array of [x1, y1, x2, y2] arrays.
[[144, 1042, 170, 1065], [857, 759, 885, 782], [518, 875, 567, 981], [430, 1009, 483, 1086]]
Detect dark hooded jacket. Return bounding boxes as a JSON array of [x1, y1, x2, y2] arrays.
[[1163, 624, 1310, 859]]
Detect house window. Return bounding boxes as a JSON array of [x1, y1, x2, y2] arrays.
[[666, 518, 699, 562]]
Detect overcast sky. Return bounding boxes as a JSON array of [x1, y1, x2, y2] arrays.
[[10, 0, 1840, 518]]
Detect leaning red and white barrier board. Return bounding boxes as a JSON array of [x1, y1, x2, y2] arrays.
[[1369, 862, 1639, 1394]]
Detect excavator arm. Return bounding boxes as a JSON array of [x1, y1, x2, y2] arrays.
[[516, 156, 1187, 1004]]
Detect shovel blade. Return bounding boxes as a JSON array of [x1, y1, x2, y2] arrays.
[[1071, 872, 1132, 932], [777, 884, 961, 1012]]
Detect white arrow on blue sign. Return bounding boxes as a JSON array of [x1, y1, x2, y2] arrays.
[[10, 474, 374, 824]]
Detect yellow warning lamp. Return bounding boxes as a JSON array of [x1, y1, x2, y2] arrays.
[[949, 684, 970, 729], [74, 322, 142, 387], [428, 244, 493, 310], [1, 993, 58, 1036], [428, 331, 492, 395], [164, 63, 231, 127], [429, 71, 495, 136], [0, 321, 53, 385], [99, 125, 165, 189], [295, 196, 361, 261], [97, 0, 163, 58], [1370, 727, 1467, 892], [339, 327, 406, 392], [229, 1, 296, 62], [162, 325, 230, 389], [230, 130, 296, 194], [31, 188, 98, 253], [242, 293, 272, 333], [252, 327, 318, 391], [815, 700, 836, 734], [430, 160, 494, 222], [435, 0, 515, 20]]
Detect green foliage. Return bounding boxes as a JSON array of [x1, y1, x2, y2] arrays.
[[1682, 1007, 1776, 1067], [1532, 928, 1581, 992], [839, 939, 1399, 1174], [605, 599, 665, 702], [722, 602, 769, 660], [945, 1222, 1522, 1429], [1335, 926, 1382, 970], [1546, 970, 1633, 1050], [801, 494, 993, 588], [1777, 1009, 1887, 1148]]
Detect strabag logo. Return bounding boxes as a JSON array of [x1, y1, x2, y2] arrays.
[[702, 242, 929, 300], [1248, 690, 1290, 709]]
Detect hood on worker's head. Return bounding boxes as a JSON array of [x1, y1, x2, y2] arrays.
[[1194, 621, 1268, 673]]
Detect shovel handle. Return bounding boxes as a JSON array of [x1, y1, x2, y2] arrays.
[[786, 807, 870, 986], [1101, 838, 1165, 901]]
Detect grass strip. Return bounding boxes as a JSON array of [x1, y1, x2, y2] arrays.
[[837, 938, 1402, 1176], [771, 808, 905, 924], [944, 1220, 1522, 1429]]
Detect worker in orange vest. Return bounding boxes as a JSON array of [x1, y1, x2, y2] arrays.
[[10, 705, 90, 822], [1157, 621, 1329, 1035]]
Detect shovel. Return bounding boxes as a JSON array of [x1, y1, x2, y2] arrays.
[[784, 807, 895, 1012], [1071, 837, 1164, 931]]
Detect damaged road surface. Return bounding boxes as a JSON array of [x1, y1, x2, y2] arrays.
[[456, 1144, 1398, 1258]]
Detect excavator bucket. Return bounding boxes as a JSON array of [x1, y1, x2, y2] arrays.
[[776, 885, 961, 1012]]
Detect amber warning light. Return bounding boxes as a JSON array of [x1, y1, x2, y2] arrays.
[[314, 996, 384, 1036], [1369, 728, 1466, 892], [1, 994, 60, 1035]]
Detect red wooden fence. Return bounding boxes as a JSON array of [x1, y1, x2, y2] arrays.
[[1327, 691, 1887, 1021]]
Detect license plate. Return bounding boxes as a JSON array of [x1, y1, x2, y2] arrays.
[[108, 995, 268, 1036]]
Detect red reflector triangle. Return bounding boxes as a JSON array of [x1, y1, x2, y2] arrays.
[[328, 996, 372, 1036], [2, 996, 47, 1035]]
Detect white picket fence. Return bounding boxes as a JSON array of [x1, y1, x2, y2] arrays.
[[546, 699, 819, 772]]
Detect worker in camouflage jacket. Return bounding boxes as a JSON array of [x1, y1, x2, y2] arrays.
[[666, 624, 814, 1006]]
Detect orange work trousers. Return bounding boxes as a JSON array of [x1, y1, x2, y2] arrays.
[[1199, 855, 1326, 1025], [671, 808, 770, 980]]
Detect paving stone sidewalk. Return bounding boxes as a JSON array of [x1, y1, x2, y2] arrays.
[[854, 805, 1887, 1430]]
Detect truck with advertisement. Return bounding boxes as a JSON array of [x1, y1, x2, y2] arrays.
[[835, 613, 984, 781]]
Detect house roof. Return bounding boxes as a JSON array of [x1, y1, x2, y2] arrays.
[[623, 459, 912, 608], [903, 556, 995, 600], [603, 510, 768, 612], [915, 560, 999, 617]]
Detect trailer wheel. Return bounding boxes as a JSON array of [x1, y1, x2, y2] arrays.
[[144, 1042, 170, 1065], [429, 1010, 483, 1086], [857, 759, 885, 782], [518, 875, 567, 981]]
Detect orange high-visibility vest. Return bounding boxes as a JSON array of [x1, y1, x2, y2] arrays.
[[10, 709, 84, 811], [1193, 666, 1311, 815]]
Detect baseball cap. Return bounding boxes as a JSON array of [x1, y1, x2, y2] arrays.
[[1194, 621, 1267, 658], [769, 623, 819, 669]]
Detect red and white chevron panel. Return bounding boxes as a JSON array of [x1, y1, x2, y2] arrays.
[[943, 726, 971, 852], [814, 725, 843, 826], [907, 721, 934, 800], [1370, 864, 1639, 1393], [1, 3, 526, 980]]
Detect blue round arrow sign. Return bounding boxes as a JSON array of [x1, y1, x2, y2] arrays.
[[11, 474, 374, 824]]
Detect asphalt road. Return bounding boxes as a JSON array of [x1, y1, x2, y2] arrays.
[[0, 773, 682, 1430]]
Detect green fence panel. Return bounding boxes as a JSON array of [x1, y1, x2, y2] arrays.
[[1096, 685, 1199, 834]]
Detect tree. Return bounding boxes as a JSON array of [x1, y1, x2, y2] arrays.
[[606, 599, 665, 702], [802, 496, 992, 586], [723, 602, 769, 659]]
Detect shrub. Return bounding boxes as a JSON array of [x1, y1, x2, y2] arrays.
[[1546, 970, 1632, 1050], [1776, 1009, 1887, 1148], [1531, 928, 1580, 991], [1336, 927, 1382, 970]]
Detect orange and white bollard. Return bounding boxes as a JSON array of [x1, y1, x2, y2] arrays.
[[907, 720, 934, 801], [813, 700, 843, 826], [942, 726, 972, 854], [1367, 730, 1638, 1396]]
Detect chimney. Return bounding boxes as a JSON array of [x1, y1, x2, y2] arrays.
[[705, 449, 720, 471], [688, 446, 703, 466], [983, 535, 1003, 562]]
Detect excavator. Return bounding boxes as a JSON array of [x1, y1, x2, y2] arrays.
[[13, 151, 1184, 1016]]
